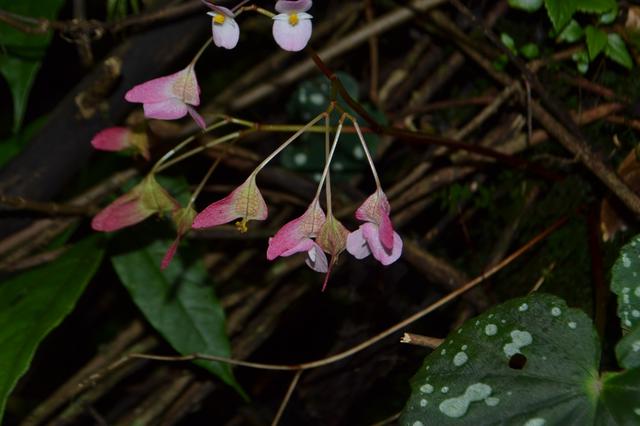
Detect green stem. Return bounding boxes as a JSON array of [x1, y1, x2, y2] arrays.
[[150, 119, 228, 174], [349, 117, 381, 190], [156, 131, 241, 173]]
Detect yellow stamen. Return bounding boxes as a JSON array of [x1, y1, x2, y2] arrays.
[[213, 14, 226, 25], [288, 13, 299, 26], [235, 218, 248, 233]]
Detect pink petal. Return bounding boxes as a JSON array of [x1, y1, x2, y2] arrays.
[[91, 192, 152, 232], [378, 212, 394, 251], [125, 67, 199, 106], [355, 190, 390, 224], [281, 237, 315, 257], [187, 106, 206, 129], [125, 70, 184, 103], [361, 222, 402, 266], [192, 175, 268, 229], [275, 0, 312, 13], [209, 11, 240, 49], [91, 127, 131, 152], [346, 227, 371, 260], [272, 13, 312, 52], [143, 98, 188, 120], [161, 237, 181, 270], [266, 200, 325, 260], [306, 242, 328, 273]]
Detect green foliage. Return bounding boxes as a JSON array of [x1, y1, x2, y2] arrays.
[[615, 325, 640, 369], [0, 0, 66, 133], [0, 236, 105, 423], [585, 25, 608, 60], [508, 0, 543, 13], [604, 33, 633, 69], [107, 0, 141, 21], [544, 0, 616, 31], [556, 19, 584, 43], [610, 233, 640, 331], [111, 237, 243, 395], [401, 293, 639, 425]]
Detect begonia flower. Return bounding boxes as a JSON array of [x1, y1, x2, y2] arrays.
[[206, 6, 240, 49], [161, 205, 197, 270], [346, 189, 402, 265], [267, 199, 327, 272], [92, 175, 178, 232], [124, 66, 206, 129], [192, 174, 268, 232], [272, 0, 313, 52], [316, 213, 349, 290], [91, 127, 150, 160]]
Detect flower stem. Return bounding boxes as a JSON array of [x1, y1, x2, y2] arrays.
[[156, 131, 241, 173], [190, 37, 213, 68], [350, 116, 381, 190], [151, 119, 228, 174], [252, 112, 326, 176], [313, 115, 345, 215]]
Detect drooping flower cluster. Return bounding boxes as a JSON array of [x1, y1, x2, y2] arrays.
[[88, 0, 402, 285], [205, 0, 313, 52]]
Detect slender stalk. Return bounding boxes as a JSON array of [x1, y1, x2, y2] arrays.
[[189, 38, 213, 67], [151, 119, 228, 173], [155, 131, 240, 173], [188, 159, 221, 208], [271, 370, 302, 426], [252, 112, 326, 175], [350, 117, 381, 190]]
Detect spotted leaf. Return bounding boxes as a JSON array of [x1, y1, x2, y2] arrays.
[[611, 233, 640, 331], [401, 293, 639, 425]]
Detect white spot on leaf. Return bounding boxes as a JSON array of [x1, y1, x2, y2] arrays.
[[503, 330, 533, 358], [524, 419, 546, 426], [438, 383, 492, 418], [519, 303, 528, 312], [551, 307, 561, 317], [420, 384, 434, 394], [568, 322, 577, 329], [453, 352, 468, 367], [485, 324, 498, 336]]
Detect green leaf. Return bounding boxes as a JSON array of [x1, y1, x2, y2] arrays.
[[557, 19, 584, 43], [615, 324, 640, 369], [508, 0, 544, 12], [500, 33, 517, 55], [585, 26, 608, 60], [604, 33, 633, 69], [610, 233, 640, 330], [599, 4, 618, 24], [519, 43, 540, 59], [111, 237, 243, 395], [575, 0, 617, 14], [545, 0, 578, 31], [0, 236, 104, 422], [402, 294, 602, 425], [0, 0, 66, 132], [572, 50, 590, 73], [599, 368, 640, 424], [0, 115, 47, 168]]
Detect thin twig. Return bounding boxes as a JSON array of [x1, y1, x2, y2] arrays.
[[271, 370, 302, 426], [400, 333, 443, 348]]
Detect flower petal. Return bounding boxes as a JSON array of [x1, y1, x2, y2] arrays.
[[306, 242, 328, 273], [361, 222, 402, 266], [281, 237, 315, 257], [91, 127, 131, 152], [266, 200, 325, 260], [187, 106, 206, 129], [275, 0, 312, 13], [192, 175, 268, 229], [161, 236, 181, 270], [91, 192, 152, 232], [143, 98, 189, 120], [346, 226, 371, 259], [210, 12, 240, 49], [125, 70, 184, 103], [272, 13, 312, 52]]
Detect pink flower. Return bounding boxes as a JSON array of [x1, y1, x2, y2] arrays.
[[206, 6, 240, 49], [192, 174, 268, 232], [92, 175, 178, 232], [91, 127, 150, 159], [272, 0, 313, 52], [161, 205, 196, 270], [267, 199, 327, 272], [346, 189, 402, 265], [124, 66, 206, 129]]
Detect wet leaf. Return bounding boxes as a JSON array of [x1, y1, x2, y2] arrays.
[[610, 233, 640, 331]]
